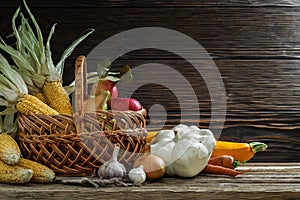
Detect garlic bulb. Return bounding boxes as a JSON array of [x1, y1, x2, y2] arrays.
[[128, 165, 146, 184], [98, 144, 126, 178], [133, 143, 166, 180]]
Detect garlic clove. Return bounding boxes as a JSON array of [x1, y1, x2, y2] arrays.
[[98, 144, 126, 179], [128, 165, 146, 184], [98, 161, 126, 178]]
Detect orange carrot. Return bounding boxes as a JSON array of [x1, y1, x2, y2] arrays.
[[202, 164, 248, 177], [208, 155, 241, 169]]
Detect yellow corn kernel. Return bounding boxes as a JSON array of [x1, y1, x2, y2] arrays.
[[16, 158, 55, 183], [43, 80, 73, 115], [35, 92, 47, 104], [0, 133, 21, 165], [0, 160, 33, 184], [16, 94, 59, 115]]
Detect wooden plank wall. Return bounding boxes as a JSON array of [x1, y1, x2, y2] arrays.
[[0, 0, 300, 162]]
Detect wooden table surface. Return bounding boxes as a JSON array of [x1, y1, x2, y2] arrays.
[[0, 162, 299, 200]]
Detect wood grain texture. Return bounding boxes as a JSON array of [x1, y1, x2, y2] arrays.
[[2, 0, 300, 7], [1, 6, 299, 60], [0, 1, 299, 162], [0, 163, 299, 200]]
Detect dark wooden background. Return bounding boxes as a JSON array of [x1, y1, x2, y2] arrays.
[[1, 0, 300, 162]]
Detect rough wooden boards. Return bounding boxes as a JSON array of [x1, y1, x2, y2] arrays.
[[0, 163, 299, 200]]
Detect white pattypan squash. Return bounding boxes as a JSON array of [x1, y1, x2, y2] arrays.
[[150, 124, 216, 177]]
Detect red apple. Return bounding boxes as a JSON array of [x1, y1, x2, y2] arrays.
[[110, 97, 142, 111]]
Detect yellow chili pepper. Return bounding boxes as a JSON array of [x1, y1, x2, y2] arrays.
[[212, 141, 268, 163], [146, 131, 159, 143]]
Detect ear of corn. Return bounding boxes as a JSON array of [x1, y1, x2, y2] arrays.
[[43, 80, 72, 115], [0, 133, 21, 165], [16, 94, 59, 115], [0, 159, 33, 184], [0, 53, 59, 116], [0, 1, 93, 115], [16, 158, 55, 183], [35, 92, 47, 104], [0, 50, 59, 116]]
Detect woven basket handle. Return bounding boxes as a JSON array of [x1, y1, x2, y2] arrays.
[[74, 55, 87, 133], [74, 55, 87, 113]]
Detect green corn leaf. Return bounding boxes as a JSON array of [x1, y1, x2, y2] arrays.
[[0, 55, 20, 89], [0, 53, 13, 71], [3, 114, 18, 137], [56, 29, 94, 78], [0, 81, 18, 101], [16, 17, 27, 56], [0, 116, 3, 132], [108, 72, 120, 75], [18, 18, 41, 69], [11, 66, 34, 87], [19, 13, 43, 72], [23, 0, 45, 65], [27, 85, 41, 95], [16, 66, 45, 90], [0, 98, 8, 107], [64, 85, 75, 96], [0, 54, 28, 93], [19, 33, 41, 71], [119, 71, 133, 83], [0, 74, 18, 92], [10, 71, 28, 94], [31, 72, 47, 89], [0, 42, 34, 72], [105, 75, 120, 82], [86, 72, 101, 84], [87, 76, 100, 84], [45, 23, 58, 81], [0, 107, 17, 116], [16, 69, 41, 94], [20, 12, 42, 67], [0, 54, 28, 94], [96, 59, 111, 79], [16, 26, 27, 57], [87, 71, 98, 77], [0, 82, 18, 102], [120, 65, 132, 76], [45, 23, 57, 70], [12, 7, 22, 51]]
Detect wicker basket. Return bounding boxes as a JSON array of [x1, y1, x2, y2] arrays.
[[18, 55, 147, 177]]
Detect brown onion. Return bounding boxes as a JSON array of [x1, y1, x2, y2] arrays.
[[133, 143, 166, 180]]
